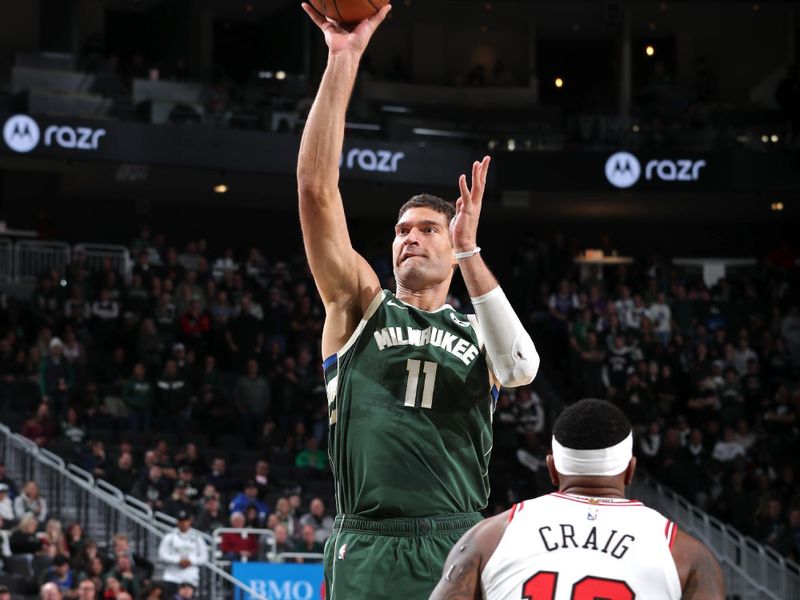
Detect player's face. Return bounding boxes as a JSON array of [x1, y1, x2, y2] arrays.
[[392, 207, 455, 288]]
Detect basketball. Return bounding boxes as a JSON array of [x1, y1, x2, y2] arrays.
[[308, 0, 390, 24]]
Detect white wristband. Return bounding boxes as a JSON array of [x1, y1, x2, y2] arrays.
[[455, 246, 481, 260]]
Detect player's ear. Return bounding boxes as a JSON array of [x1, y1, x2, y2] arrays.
[[546, 455, 559, 487], [623, 456, 637, 486]]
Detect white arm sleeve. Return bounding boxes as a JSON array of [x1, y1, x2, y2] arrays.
[[470, 286, 539, 388]]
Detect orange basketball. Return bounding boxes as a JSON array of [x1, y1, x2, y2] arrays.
[[308, 0, 390, 24]]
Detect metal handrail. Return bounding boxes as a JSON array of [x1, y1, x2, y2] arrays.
[[123, 494, 154, 518], [275, 552, 324, 563], [631, 471, 799, 598], [0, 424, 269, 600]]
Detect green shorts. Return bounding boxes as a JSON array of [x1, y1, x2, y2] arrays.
[[323, 512, 483, 600]]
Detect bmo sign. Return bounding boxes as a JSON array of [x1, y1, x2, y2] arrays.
[[605, 151, 706, 189], [232, 562, 324, 600], [3, 114, 106, 154]]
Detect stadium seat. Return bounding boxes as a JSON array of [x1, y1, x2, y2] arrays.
[[3, 555, 33, 579], [32, 554, 53, 578], [0, 573, 25, 593], [7, 381, 40, 413]]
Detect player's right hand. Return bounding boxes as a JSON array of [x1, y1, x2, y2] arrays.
[[301, 3, 391, 57]]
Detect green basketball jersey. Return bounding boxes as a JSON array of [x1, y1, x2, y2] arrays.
[[323, 290, 497, 518]]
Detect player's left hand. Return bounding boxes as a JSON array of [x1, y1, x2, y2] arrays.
[[451, 156, 491, 253]]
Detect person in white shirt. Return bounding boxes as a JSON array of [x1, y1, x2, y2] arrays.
[[430, 399, 724, 600], [157, 511, 208, 588], [647, 292, 672, 346], [0, 485, 15, 526], [14, 481, 47, 524]]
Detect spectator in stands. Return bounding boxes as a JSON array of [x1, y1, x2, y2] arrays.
[[251, 460, 272, 499], [39, 338, 74, 416], [123, 363, 153, 432], [157, 510, 208, 592], [10, 515, 45, 554], [23, 403, 58, 448], [43, 519, 70, 557], [294, 436, 326, 472], [79, 556, 105, 595], [15, 480, 47, 524], [60, 407, 87, 455], [107, 551, 143, 598], [77, 572, 99, 600], [225, 295, 264, 370], [235, 359, 270, 442], [110, 532, 154, 581], [156, 360, 191, 434], [0, 485, 15, 528], [299, 498, 333, 544], [174, 465, 201, 505], [81, 441, 110, 480], [228, 481, 268, 522], [71, 539, 99, 575], [132, 466, 171, 512], [273, 523, 295, 555], [64, 523, 84, 558], [39, 554, 78, 598], [297, 524, 324, 554], [40, 582, 62, 600], [204, 458, 238, 500], [109, 452, 137, 494], [0, 464, 18, 499], [173, 582, 196, 600], [273, 497, 299, 538], [0, 584, 9, 600], [195, 493, 225, 533], [179, 298, 210, 355], [0, 522, 11, 563], [220, 512, 258, 561], [165, 481, 194, 519]]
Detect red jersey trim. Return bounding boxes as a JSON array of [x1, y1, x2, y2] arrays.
[[664, 521, 678, 550], [508, 501, 525, 522], [550, 492, 643, 506]]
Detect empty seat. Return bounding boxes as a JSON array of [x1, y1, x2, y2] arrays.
[[3, 555, 33, 579]]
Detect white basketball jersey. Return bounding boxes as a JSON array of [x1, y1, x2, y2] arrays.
[[482, 493, 682, 600]]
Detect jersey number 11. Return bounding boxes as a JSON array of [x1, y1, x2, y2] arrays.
[[404, 359, 438, 409]]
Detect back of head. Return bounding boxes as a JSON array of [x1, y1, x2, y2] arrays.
[[551, 399, 633, 478], [553, 398, 631, 451]]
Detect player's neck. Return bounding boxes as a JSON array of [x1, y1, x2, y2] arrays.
[[558, 482, 627, 500], [395, 282, 450, 312]]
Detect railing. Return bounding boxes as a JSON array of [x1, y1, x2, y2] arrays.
[[0, 423, 267, 600], [14, 240, 71, 283], [0, 238, 134, 283], [73, 243, 133, 284], [0, 239, 13, 282], [630, 472, 799, 599]]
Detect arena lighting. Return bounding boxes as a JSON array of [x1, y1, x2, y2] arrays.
[[632, 124, 641, 133], [771, 134, 779, 143], [771, 202, 784, 212], [275, 71, 287, 80], [555, 77, 564, 88], [646, 45, 656, 57], [761, 135, 769, 143], [214, 184, 229, 194], [506, 139, 516, 151], [258, 71, 273, 79], [381, 105, 413, 114]]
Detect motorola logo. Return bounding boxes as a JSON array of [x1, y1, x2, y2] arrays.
[[3, 114, 40, 153], [340, 148, 406, 173], [605, 152, 641, 189]]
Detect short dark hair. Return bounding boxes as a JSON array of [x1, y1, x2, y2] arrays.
[[397, 194, 455, 224], [553, 399, 631, 450]]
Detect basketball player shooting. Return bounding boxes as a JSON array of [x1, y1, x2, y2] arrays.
[[429, 399, 725, 600], [297, 3, 540, 599]]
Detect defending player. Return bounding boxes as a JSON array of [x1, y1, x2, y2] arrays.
[[429, 398, 725, 600], [297, 4, 539, 599]]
